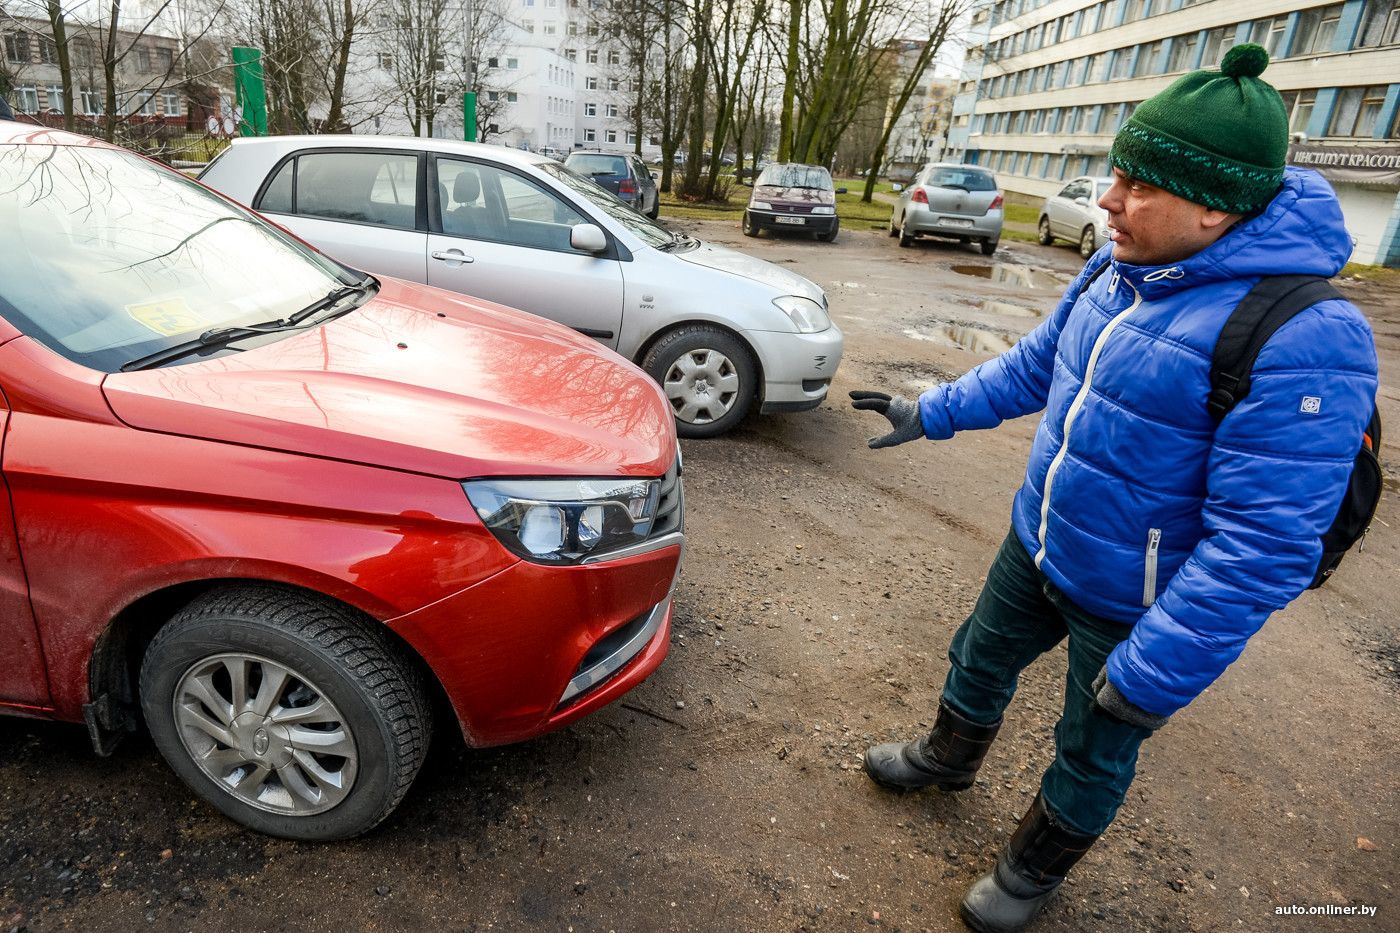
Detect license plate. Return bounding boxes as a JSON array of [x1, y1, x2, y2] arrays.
[[775, 216, 806, 225], [938, 218, 974, 228]]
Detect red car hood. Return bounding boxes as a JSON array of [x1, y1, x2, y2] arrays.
[[102, 279, 674, 479]]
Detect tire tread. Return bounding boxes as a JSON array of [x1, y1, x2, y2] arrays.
[[141, 583, 431, 839]]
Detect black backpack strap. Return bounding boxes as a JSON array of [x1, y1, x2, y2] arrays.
[[1207, 275, 1344, 423], [1069, 255, 1112, 305]]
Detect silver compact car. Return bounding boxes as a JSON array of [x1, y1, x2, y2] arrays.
[[199, 136, 843, 438], [889, 163, 1003, 255], [1037, 176, 1114, 259]]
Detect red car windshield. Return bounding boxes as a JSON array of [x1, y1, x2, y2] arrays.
[[0, 143, 353, 372]]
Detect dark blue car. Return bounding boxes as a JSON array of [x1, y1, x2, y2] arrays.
[[563, 150, 660, 219]]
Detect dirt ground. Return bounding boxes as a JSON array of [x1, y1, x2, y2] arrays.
[[1, 217, 1397, 933]]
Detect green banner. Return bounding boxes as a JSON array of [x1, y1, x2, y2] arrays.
[[463, 92, 477, 142], [231, 46, 268, 137]]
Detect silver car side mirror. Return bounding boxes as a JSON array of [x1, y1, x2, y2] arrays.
[[1074, 197, 1090, 206], [570, 223, 608, 252]]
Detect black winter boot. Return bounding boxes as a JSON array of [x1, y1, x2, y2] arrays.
[[959, 791, 1101, 933], [863, 699, 1001, 791]]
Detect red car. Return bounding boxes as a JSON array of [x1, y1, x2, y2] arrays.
[[0, 125, 683, 840]]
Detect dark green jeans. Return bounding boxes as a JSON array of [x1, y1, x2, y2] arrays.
[[941, 529, 1154, 836]]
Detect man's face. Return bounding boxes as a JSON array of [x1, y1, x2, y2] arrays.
[[1098, 168, 1237, 266]]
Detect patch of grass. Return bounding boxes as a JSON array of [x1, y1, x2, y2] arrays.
[[836, 178, 897, 196], [1001, 228, 1039, 243], [1340, 262, 1400, 281], [1004, 203, 1040, 224], [835, 191, 893, 224], [657, 193, 743, 220]]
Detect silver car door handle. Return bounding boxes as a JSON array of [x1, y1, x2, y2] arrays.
[[431, 250, 474, 263]]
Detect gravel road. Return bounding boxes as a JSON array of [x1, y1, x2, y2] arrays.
[[2, 217, 1396, 933]]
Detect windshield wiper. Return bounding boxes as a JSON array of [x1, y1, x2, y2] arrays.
[[120, 280, 373, 372]]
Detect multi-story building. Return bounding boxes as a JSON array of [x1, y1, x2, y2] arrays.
[[361, 0, 656, 158], [2, 13, 198, 129], [951, 0, 1400, 266]]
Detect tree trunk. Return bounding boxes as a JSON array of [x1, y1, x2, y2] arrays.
[[45, 0, 75, 131], [102, 0, 121, 142], [777, 0, 799, 162], [324, 0, 355, 132]]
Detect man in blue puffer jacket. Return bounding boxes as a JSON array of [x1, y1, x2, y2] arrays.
[[851, 44, 1377, 933]]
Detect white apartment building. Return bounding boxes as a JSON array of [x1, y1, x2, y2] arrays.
[[358, 0, 656, 158], [949, 0, 1400, 266]]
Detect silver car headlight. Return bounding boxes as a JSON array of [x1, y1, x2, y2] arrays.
[[773, 295, 831, 334], [463, 477, 660, 564], [811, 206, 835, 215], [750, 200, 773, 210]]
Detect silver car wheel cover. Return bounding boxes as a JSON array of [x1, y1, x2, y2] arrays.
[[172, 652, 359, 816], [662, 348, 741, 424]]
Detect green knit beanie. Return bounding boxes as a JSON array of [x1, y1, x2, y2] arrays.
[[1109, 43, 1288, 214]]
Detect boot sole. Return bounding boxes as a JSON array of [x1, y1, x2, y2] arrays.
[[958, 900, 999, 933], [863, 766, 974, 793]]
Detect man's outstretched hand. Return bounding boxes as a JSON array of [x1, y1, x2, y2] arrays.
[[850, 390, 924, 449]]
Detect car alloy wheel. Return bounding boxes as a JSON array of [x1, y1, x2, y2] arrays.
[[141, 583, 432, 840], [642, 325, 756, 438], [1037, 216, 1054, 246], [1080, 226, 1097, 259]]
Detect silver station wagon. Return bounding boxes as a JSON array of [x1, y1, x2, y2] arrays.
[[199, 136, 843, 437]]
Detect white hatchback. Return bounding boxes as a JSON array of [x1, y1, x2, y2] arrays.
[[1037, 176, 1114, 259], [199, 135, 843, 437]]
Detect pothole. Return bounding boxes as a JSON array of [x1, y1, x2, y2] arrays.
[[904, 325, 1016, 355], [951, 264, 1068, 290], [979, 299, 1044, 319]]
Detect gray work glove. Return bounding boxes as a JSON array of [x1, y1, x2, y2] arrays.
[[1091, 667, 1169, 731], [849, 390, 924, 449]]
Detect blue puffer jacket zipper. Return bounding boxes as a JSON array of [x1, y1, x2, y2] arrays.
[[918, 168, 1378, 717]]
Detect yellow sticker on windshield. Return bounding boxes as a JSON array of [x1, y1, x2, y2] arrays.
[[126, 298, 208, 336]]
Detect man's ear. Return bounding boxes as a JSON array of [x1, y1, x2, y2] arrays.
[[1201, 207, 1242, 231]]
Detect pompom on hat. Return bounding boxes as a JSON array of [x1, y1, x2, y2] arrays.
[[1109, 43, 1289, 214]]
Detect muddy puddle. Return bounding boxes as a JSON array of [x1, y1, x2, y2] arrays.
[[904, 325, 1016, 355], [952, 263, 1068, 290], [979, 299, 1044, 319]]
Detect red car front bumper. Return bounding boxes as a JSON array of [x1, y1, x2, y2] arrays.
[[386, 543, 682, 747]]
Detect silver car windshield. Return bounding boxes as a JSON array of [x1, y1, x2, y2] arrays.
[[536, 161, 672, 248], [0, 143, 353, 372]]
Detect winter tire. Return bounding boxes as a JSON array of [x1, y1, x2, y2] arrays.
[[642, 325, 757, 438], [1079, 226, 1097, 259], [1037, 216, 1054, 246], [140, 583, 432, 841]]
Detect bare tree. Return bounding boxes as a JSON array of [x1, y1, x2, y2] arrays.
[[859, 1, 966, 201], [383, 0, 452, 136], [692, 0, 764, 199], [233, 0, 322, 133]]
